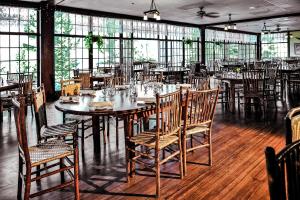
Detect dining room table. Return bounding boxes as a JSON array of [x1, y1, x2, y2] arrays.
[[216, 72, 243, 113], [54, 83, 180, 153], [149, 67, 190, 83]]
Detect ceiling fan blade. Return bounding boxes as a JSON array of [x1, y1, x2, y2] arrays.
[[205, 14, 220, 18], [295, 37, 300, 40], [206, 12, 219, 15]]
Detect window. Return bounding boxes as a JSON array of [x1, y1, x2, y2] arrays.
[[54, 12, 89, 90], [261, 33, 288, 59], [205, 29, 257, 70], [0, 6, 38, 82]]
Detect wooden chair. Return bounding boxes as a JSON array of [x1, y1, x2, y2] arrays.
[[32, 85, 77, 143], [264, 65, 278, 109], [242, 70, 265, 114], [20, 74, 34, 115], [187, 75, 210, 90], [142, 73, 163, 83], [182, 87, 219, 175], [265, 140, 300, 200], [285, 107, 300, 145], [12, 96, 80, 200], [127, 90, 183, 197], [78, 72, 91, 89], [60, 79, 82, 96]]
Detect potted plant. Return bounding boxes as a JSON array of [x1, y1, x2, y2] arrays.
[[84, 32, 104, 52], [184, 38, 193, 47]]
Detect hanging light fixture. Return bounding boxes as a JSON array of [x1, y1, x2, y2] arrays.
[[224, 14, 237, 31], [261, 22, 270, 35], [143, 0, 161, 21], [285, 29, 294, 39]]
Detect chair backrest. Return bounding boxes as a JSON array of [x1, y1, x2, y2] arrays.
[[142, 73, 163, 83], [78, 72, 91, 89], [155, 90, 182, 140], [242, 70, 265, 94], [112, 76, 128, 86], [12, 96, 30, 164], [265, 140, 300, 200], [187, 75, 210, 90], [285, 107, 300, 145], [19, 74, 33, 96], [32, 84, 47, 141], [183, 87, 219, 129], [60, 79, 82, 96]]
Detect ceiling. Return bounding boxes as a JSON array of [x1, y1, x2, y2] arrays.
[[24, 0, 300, 33]]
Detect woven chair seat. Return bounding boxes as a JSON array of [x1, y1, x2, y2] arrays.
[[41, 122, 77, 139], [65, 114, 91, 122], [129, 132, 178, 148], [186, 125, 209, 136], [29, 140, 73, 167]]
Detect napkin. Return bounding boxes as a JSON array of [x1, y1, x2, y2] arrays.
[[59, 96, 79, 103], [176, 84, 192, 89], [115, 85, 129, 90], [136, 97, 156, 104], [89, 101, 113, 110]]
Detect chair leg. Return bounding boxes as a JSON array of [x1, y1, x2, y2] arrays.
[[74, 149, 80, 199], [24, 168, 31, 200], [60, 158, 65, 183], [102, 116, 106, 144], [116, 118, 119, 147], [155, 151, 160, 198], [190, 135, 193, 152], [17, 156, 23, 200], [183, 134, 187, 176], [178, 135, 183, 179], [208, 130, 212, 166]]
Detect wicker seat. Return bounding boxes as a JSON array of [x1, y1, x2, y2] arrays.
[[129, 132, 179, 148], [12, 96, 80, 200], [33, 85, 77, 142], [29, 139, 73, 167], [127, 90, 183, 198], [182, 87, 219, 176]]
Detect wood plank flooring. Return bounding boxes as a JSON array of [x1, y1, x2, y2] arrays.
[[0, 101, 288, 200]]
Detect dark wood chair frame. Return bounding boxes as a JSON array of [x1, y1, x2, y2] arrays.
[[13, 96, 80, 200], [265, 140, 300, 200], [285, 106, 300, 145]]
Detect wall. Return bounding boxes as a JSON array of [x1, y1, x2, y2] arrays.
[[290, 31, 300, 57]]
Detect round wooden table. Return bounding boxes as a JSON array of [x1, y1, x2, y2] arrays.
[[55, 84, 178, 153]]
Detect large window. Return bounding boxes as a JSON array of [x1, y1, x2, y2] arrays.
[[0, 6, 38, 82], [54, 12, 89, 90], [261, 33, 288, 59], [205, 29, 257, 70]]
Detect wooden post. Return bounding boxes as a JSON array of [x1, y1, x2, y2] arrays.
[[200, 27, 206, 65], [40, 2, 55, 99]]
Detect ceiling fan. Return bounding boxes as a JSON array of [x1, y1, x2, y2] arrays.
[[197, 7, 220, 18]]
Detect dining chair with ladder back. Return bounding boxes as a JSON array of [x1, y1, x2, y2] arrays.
[[32, 84, 78, 143], [264, 65, 278, 110], [187, 75, 210, 90], [182, 87, 219, 175], [126, 90, 184, 197], [20, 74, 34, 115], [13, 96, 80, 200], [265, 140, 300, 200], [285, 106, 300, 145], [242, 70, 265, 115]]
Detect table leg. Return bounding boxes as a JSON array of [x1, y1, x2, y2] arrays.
[[92, 115, 100, 153], [124, 114, 135, 178], [229, 82, 236, 113]]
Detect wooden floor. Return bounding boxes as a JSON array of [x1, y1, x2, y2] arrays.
[[0, 99, 291, 199]]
